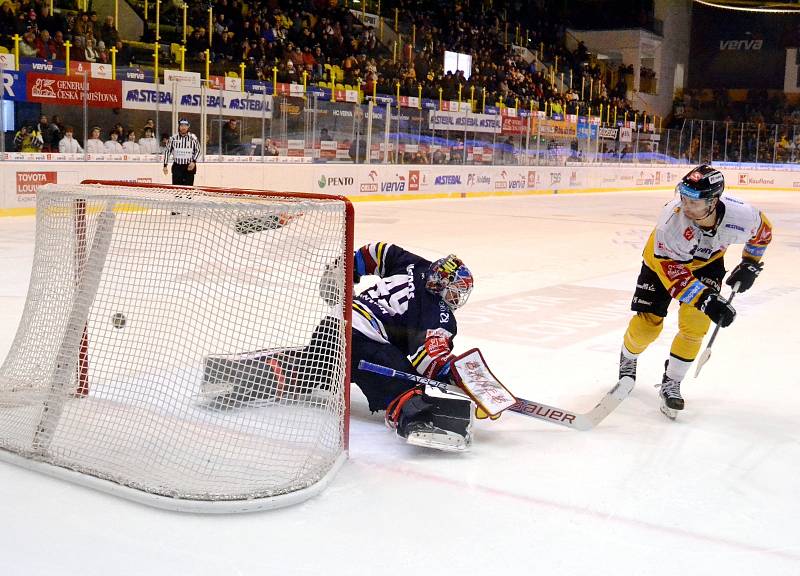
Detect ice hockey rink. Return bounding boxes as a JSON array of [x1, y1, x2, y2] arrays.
[[1, 188, 798, 575]]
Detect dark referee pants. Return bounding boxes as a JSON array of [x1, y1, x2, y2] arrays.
[[171, 162, 196, 186]]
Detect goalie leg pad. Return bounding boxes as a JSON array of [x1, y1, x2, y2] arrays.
[[387, 388, 473, 452], [426, 393, 473, 439], [205, 355, 288, 410], [234, 214, 283, 234], [204, 317, 343, 410]]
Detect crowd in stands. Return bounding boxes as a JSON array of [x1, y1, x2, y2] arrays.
[[669, 88, 800, 164], [180, 0, 641, 119], [2, 0, 648, 159], [1, 1, 135, 66], [672, 88, 800, 127], [8, 1, 800, 166]]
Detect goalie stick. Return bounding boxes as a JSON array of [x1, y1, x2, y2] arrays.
[[358, 360, 634, 431]]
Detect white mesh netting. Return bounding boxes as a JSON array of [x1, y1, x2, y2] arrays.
[[0, 183, 352, 512]]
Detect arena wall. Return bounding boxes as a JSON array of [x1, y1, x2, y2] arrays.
[[2, 161, 798, 216]]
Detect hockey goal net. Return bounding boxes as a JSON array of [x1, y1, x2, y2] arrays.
[[0, 181, 353, 512]]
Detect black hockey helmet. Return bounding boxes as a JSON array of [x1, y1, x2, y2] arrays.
[[677, 164, 724, 200]]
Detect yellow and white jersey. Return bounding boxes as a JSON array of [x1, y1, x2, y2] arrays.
[[643, 195, 772, 305]]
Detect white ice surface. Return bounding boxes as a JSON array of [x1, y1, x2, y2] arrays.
[[1, 190, 799, 575]]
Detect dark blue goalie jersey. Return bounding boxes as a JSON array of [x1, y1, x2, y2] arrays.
[[352, 243, 457, 379]]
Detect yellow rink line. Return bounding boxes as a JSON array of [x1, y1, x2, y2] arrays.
[[2, 184, 797, 217], [0, 186, 668, 217], [0, 207, 36, 217], [1, 203, 149, 218], [346, 185, 672, 202], [726, 186, 800, 192]]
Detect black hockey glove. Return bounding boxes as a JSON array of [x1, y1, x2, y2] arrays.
[[695, 289, 736, 327], [726, 259, 764, 293]]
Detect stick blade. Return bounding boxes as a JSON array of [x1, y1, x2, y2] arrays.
[[509, 376, 635, 431], [582, 376, 635, 429], [694, 348, 712, 377]]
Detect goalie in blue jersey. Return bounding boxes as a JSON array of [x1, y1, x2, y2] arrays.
[[204, 242, 476, 452], [347, 243, 475, 452]]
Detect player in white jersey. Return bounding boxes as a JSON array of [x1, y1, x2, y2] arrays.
[[618, 164, 772, 419]]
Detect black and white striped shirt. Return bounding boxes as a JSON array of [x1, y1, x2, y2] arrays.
[[163, 132, 200, 167]]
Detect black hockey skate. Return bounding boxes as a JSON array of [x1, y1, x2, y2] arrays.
[[656, 372, 684, 420], [404, 421, 472, 452], [619, 349, 638, 382]]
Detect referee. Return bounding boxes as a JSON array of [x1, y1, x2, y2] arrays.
[[162, 118, 200, 185]]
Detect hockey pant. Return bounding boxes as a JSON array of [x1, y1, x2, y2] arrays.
[[171, 162, 196, 186], [624, 258, 724, 362], [350, 330, 424, 412]]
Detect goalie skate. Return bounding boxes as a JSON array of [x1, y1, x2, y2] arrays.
[[405, 421, 472, 452]]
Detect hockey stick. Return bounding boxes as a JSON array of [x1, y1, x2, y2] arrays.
[[357, 360, 634, 431], [694, 282, 740, 377]]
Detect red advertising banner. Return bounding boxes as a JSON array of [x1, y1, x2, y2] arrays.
[[208, 75, 225, 90], [501, 115, 528, 135], [16, 171, 57, 196], [27, 73, 122, 108], [69, 61, 92, 77], [408, 169, 420, 191], [333, 88, 358, 103]]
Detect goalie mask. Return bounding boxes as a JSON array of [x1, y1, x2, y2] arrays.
[[425, 255, 474, 310]]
